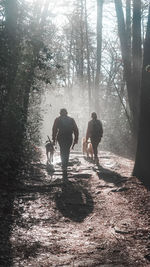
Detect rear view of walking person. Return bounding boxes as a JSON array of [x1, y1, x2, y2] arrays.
[[86, 112, 103, 164], [52, 108, 79, 178]]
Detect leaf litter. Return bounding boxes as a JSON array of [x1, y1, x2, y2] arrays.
[[0, 149, 150, 266]]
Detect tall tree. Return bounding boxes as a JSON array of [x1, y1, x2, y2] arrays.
[[23, 0, 51, 118], [79, 0, 84, 87], [5, 0, 19, 94], [0, 0, 53, 176], [70, 0, 85, 88], [95, 0, 103, 114], [126, 0, 131, 67], [85, 0, 92, 111], [133, 4, 150, 187], [132, 0, 142, 135], [114, 0, 142, 138]]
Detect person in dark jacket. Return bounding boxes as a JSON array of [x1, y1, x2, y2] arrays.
[[86, 112, 103, 163], [52, 108, 79, 176]]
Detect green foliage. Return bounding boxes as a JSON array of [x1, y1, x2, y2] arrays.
[[0, 0, 63, 180]]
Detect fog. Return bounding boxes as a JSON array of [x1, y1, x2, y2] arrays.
[[31, 0, 134, 158], [39, 82, 132, 157], [40, 85, 94, 151]]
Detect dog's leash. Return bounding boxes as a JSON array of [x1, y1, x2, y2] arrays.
[[47, 135, 51, 143]]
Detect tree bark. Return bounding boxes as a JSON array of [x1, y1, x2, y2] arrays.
[[5, 0, 19, 100], [79, 0, 84, 88], [132, 0, 142, 133], [126, 0, 131, 66], [114, 0, 131, 104], [133, 5, 150, 187], [95, 0, 103, 114], [85, 0, 92, 112], [114, 0, 142, 139]]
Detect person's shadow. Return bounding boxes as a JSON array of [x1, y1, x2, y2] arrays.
[[55, 180, 94, 222], [95, 164, 127, 186]]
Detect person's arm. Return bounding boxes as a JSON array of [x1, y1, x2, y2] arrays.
[[52, 118, 58, 144], [99, 120, 103, 138], [86, 121, 91, 142], [72, 119, 79, 144]]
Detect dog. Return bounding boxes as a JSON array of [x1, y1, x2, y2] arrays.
[[45, 136, 55, 163], [82, 137, 94, 159]]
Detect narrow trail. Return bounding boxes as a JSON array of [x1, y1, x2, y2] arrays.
[[1, 149, 150, 266]]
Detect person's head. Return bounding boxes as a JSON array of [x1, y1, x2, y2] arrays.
[[60, 108, 68, 116], [91, 112, 97, 120]]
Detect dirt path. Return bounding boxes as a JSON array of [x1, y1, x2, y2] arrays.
[[1, 149, 150, 266]]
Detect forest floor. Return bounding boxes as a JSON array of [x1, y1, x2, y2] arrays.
[[0, 148, 150, 267]]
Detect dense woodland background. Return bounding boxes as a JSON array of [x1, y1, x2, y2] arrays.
[[0, 0, 150, 187]]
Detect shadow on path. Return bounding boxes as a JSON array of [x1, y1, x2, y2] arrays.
[[0, 186, 15, 267], [95, 164, 127, 186], [83, 156, 127, 187], [55, 180, 94, 222]]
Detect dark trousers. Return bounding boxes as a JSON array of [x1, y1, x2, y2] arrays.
[[58, 136, 72, 170], [91, 138, 101, 158]]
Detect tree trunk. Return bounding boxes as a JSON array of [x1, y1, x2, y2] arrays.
[[114, 0, 141, 140], [79, 0, 84, 89], [23, 0, 51, 119], [114, 0, 131, 103], [132, 0, 142, 134], [126, 0, 131, 66], [133, 5, 150, 187], [5, 0, 19, 101], [95, 0, 103, 114], [85, 0, 92, 112]]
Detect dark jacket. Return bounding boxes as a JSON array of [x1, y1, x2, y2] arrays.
[[52, 115, 79, 144], [86, 118, 103, 141]]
